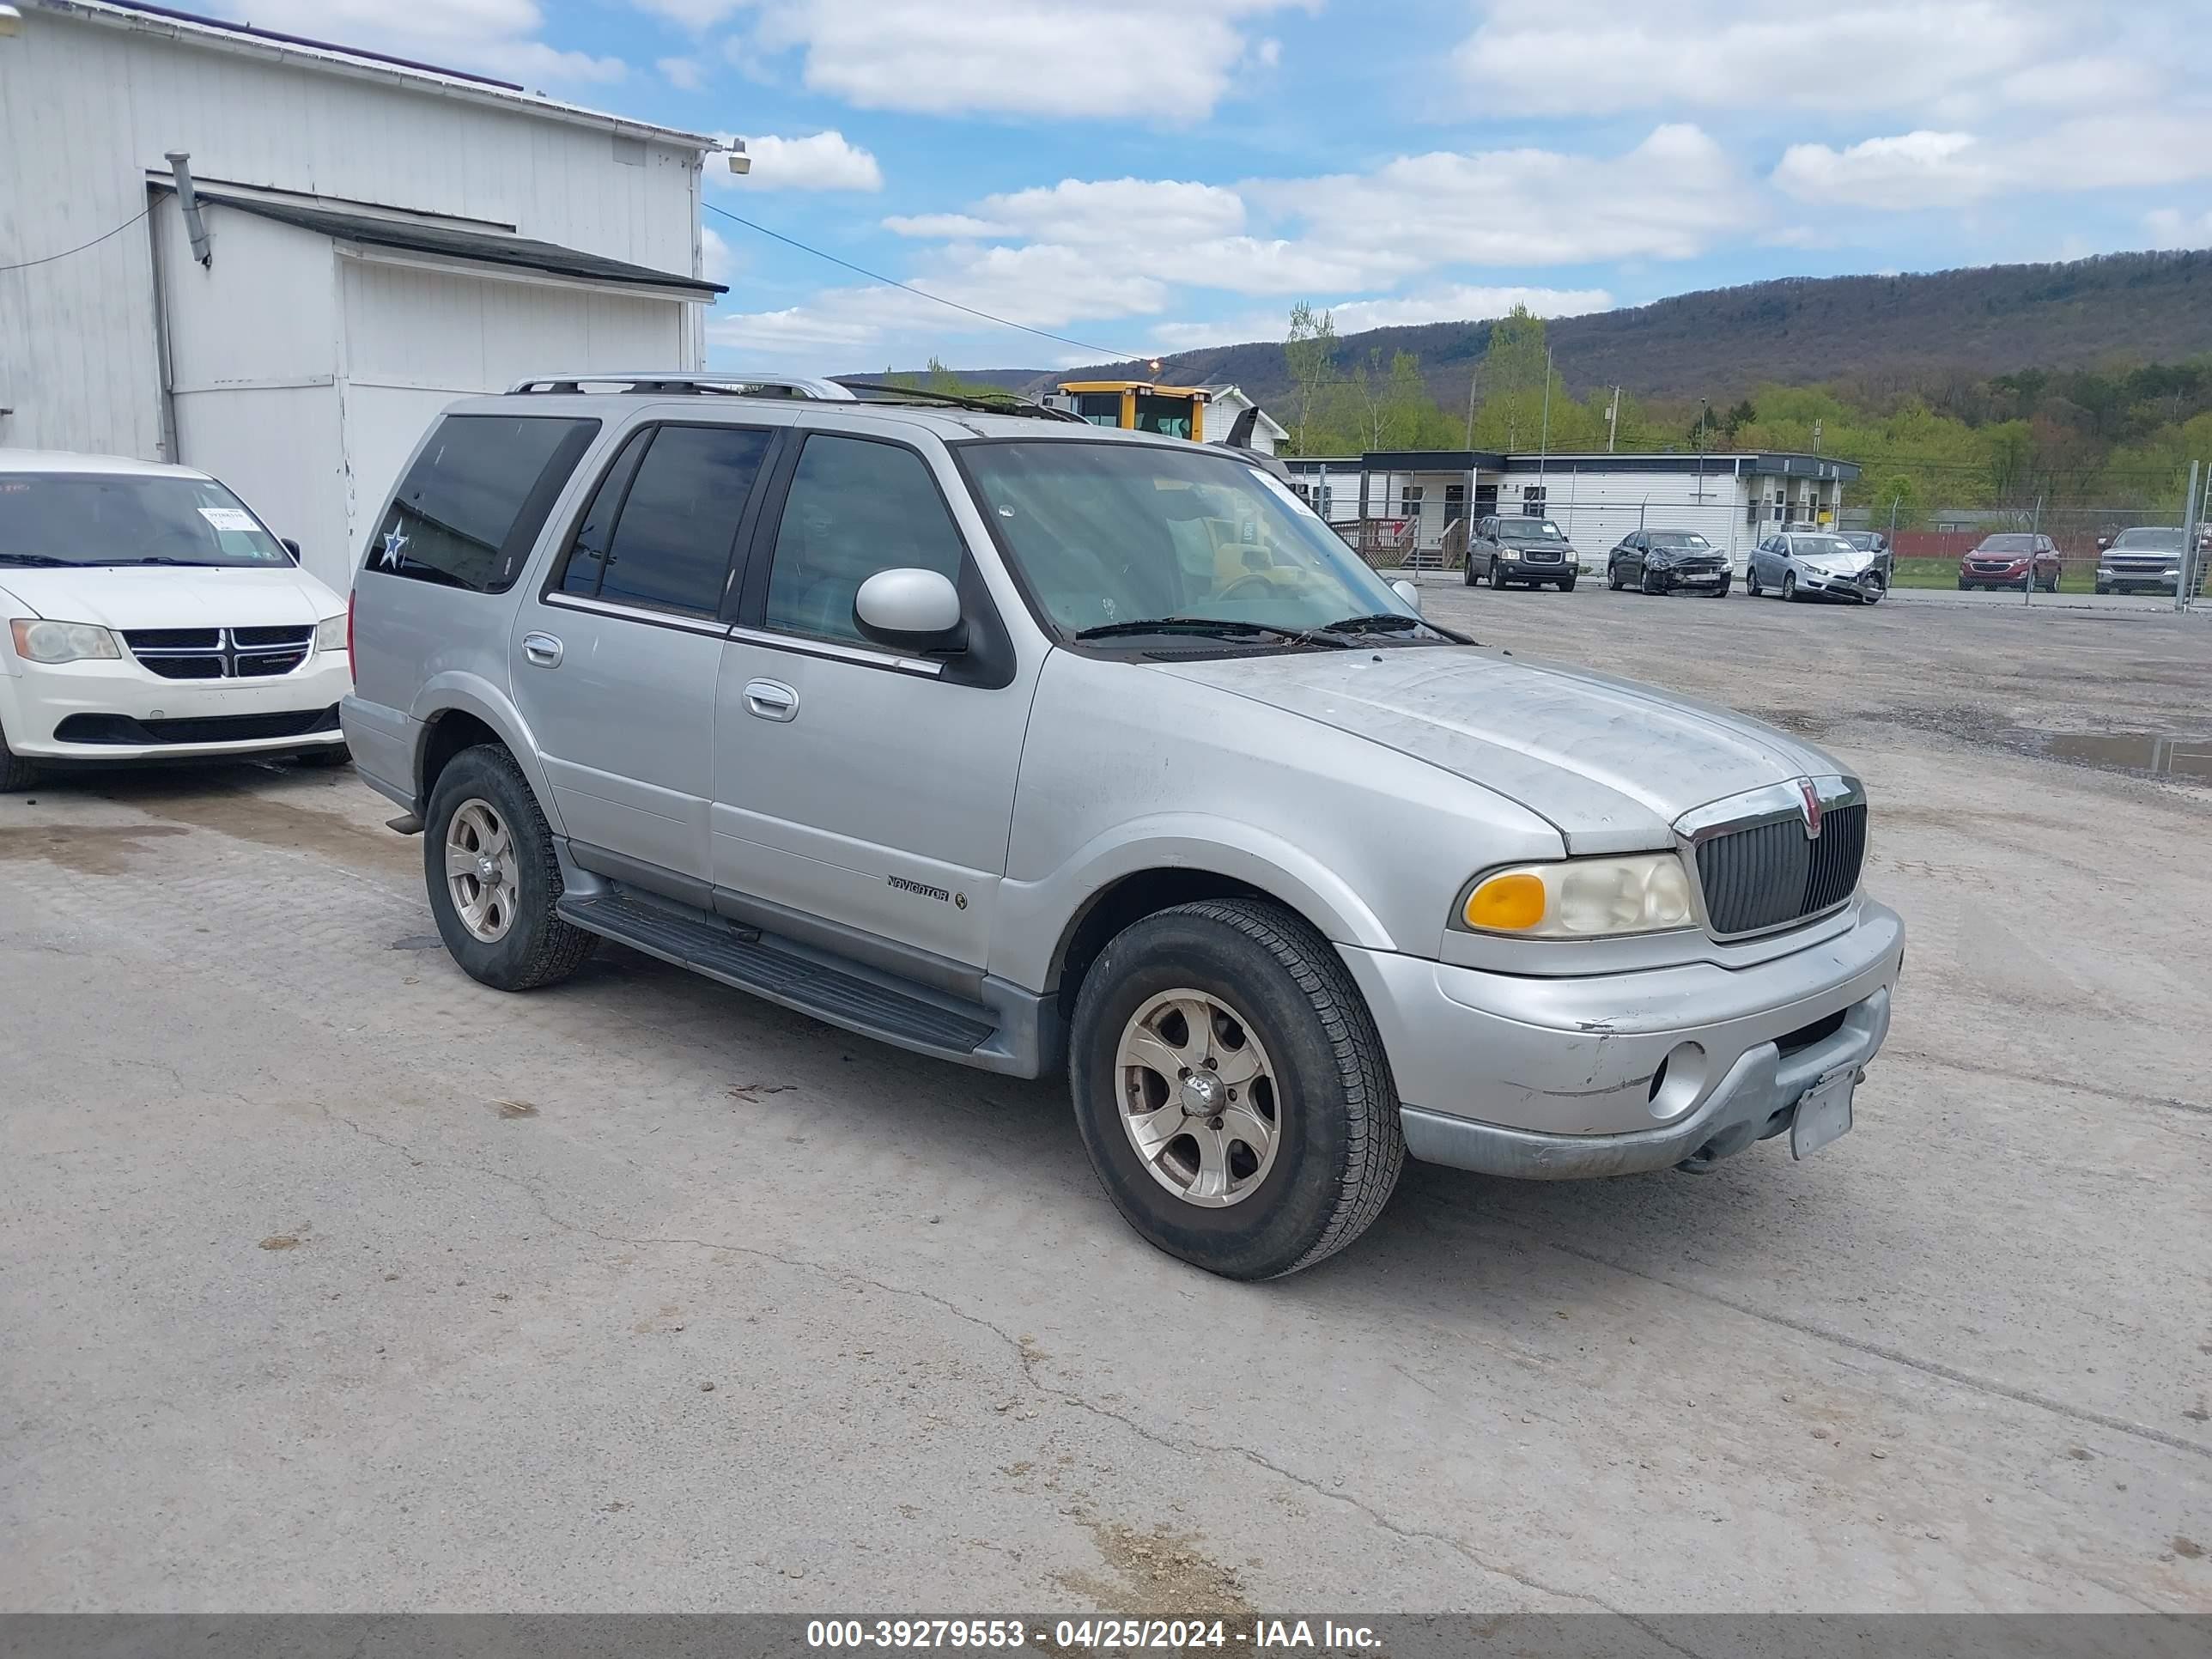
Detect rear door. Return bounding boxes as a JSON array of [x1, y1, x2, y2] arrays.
[[508, 420, 781, 887]]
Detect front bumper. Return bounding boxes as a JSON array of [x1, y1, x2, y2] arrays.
[[1795, 566, 1883, 599], [0, 652, 351, 760], [1648, 563, 1730, 591], [1339, 897, 1904, 1179], [2096, 568, 2179, 592], [1499, 558, 1575, 580]]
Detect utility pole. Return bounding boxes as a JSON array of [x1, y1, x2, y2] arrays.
[[1813, 419, 1823, 458], [1606, 386, 1620, 453], [1694, 398, 1708, 505], [1536, 346, 1553, 494], [2025, 494, 2042, 607], [1464, 367, 1480, 450]]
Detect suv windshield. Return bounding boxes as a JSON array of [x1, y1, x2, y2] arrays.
[[1498, 520, 1565, 542], [1977, 534, 2038, 552], [962, 441, 1422, 640], [0, 473, 290, 568], [2111, 527, 2184, 551]]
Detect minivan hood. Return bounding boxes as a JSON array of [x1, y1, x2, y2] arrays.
[[1152, 646, 1844, 854], [0, 564, 343, 631]]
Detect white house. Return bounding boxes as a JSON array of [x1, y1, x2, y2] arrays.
[[1197, 384, 1288, 455], [0, 0, 725, 589], [1284, 448, 1858, 571]]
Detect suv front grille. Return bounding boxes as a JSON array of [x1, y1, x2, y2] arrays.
[[1695, 803, 1866, 935], [123, 626, 313, 680]]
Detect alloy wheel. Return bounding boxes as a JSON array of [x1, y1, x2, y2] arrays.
[[444, 798, 520, 944], [1115, 988, 1281, 1208]]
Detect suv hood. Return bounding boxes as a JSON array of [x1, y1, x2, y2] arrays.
[[1153, 647, 1844, 854], [0, 564, 343, 630]]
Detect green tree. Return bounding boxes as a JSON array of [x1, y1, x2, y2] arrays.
[[1284, 301, 1339, 453], [1476, 305, 1548, 450]]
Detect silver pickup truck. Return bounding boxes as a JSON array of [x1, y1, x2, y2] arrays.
[[343, 374, 1904, 1280]]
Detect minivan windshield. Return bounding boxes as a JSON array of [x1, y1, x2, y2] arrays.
[[961, 441, 1431, 641], [0, 473, 291, 568]]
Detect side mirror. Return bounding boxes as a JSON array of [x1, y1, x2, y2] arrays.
[[854, 567, 966, 653], [281, 538, 301, 562], [2096, 537, 2110, 550], [1390, 579, 1422, 615]]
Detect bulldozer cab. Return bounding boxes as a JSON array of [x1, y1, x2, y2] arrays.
[[1050, 381, 1210, 442]]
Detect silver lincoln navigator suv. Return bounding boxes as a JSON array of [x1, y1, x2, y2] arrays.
[[343, 373, 1905, 1280]]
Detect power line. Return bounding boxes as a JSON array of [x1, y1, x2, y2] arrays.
[[702, 201, 1147, 364], [0, 204, 154, 275]]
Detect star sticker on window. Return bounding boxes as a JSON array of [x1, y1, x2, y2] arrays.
[[376, 522, 410, 570]]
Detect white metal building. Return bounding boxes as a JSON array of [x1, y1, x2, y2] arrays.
[[1285, 449, 1858, 571], [0, 0, 724, 589]]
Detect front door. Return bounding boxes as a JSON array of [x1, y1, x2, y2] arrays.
[[509, 422, 778, 884], [711, 429, 1034, 968]]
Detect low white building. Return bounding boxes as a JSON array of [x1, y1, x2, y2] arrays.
[[0, 0, 725, 589], [1284, 448, 1858, 570], [1197, 385, 1288, 455]]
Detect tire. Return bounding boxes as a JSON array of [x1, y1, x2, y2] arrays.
[[0, 723, 37, 793], [1607, 562, 1624, 591], [1463, 561, 1478, 586], [1067, 898, 1405, 1280], [1861, 582, 1882, 606], [2094, 583, 2109, 595], [1486, 562, 1504, 590], [2042, 572, 2060, 593], [1639, 568, 1663, 595], [1957, 579, 1972, 591], [423, 744, 597, 992], [1782, 570, 1799, 602], [1558, 579, 1576, 592], [1747, 567, 1763, 598], [1712, 577, 1731, 598]]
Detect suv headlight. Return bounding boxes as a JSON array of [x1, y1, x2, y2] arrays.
[[314, 613, 347, 653], [9, 618, 122, 664], [1457, 853, 1697, 939]]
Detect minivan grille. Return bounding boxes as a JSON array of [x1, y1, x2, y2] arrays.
[[1695, 804, 1866, 935], [124, 626, 313, 680]]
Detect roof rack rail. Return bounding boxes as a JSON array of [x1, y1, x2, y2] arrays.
[[507, 372, 857, 399]]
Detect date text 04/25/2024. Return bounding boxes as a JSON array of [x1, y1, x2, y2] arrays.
[[805, 1619, 1382, 1650]]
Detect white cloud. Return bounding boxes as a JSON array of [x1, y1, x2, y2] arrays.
[[924, 179, 1247, 248], [214, 0, 626, 85], [701, 225, 736, 284], [1455, 0, 2059, 115], [740, 0, 1304, 118], [635, 0, 746, 26], [1773, 131, 1997, 210], [1776, 113, 2212, 208], [658, 56, 704, 90], [2145, 209, 2212, 251], [713, 131, 884, 192], [1250, 125, 1750, 267]]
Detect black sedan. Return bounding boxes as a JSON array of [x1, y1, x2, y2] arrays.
[[1607, 530, 1732, 596]]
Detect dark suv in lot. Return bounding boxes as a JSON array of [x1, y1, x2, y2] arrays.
[[1958, 533, 2061, 592], [1464, 515, 1577, 591]]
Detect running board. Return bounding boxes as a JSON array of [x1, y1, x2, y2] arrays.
[[557, 887, 998, 1059]]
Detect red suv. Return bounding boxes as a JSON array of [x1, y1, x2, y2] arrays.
[[1959, 533, 2062, 592]]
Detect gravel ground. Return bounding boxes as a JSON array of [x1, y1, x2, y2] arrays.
[[3, 585, 2208, 1616]]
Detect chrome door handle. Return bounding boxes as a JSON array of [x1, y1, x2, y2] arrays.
[[522, 632, 563, 667], [744, 678, 799, 721]]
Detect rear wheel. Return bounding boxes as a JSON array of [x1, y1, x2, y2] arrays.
[[1747, 567, 1764, 598], [424, 745, 597, 992], [1068, 899, 1404, 1280]]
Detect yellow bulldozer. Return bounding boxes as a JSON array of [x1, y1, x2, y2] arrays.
[[1043, 380, 1212, 441]]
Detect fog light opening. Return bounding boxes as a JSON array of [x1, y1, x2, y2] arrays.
[[1646, 1041, 1707, 1121]]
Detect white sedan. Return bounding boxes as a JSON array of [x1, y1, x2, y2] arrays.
[[1746, 530, 1887, 605], [0, 450, 353, 788]]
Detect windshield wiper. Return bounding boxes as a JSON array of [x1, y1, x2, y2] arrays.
[[0, 553, 75, 567], [1073, 616, 1347, 647], [1315, 612, 1426, 635], [106, 556, 222, 567]]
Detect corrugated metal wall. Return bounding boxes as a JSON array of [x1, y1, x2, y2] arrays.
[[1496, 466, 1758, 568], [0, 3, 703, 557]]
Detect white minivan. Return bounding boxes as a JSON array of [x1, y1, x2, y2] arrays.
[[0, 450, 353, 788]]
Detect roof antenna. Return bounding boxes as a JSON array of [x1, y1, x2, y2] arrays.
[[166, 151, 212, 267]]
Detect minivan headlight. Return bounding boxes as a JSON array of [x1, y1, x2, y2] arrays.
[[1457, 853, 1697, 938], [314, 613, 347, 653], [9, 618, 122, 664]]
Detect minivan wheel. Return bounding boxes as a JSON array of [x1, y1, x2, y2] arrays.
[[1068, 898, 1404, 1279], [0, 725, 37, 792], [423, 744, 596, 992]]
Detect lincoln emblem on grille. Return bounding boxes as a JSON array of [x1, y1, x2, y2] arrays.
[[1797, 778, 1824, 839]]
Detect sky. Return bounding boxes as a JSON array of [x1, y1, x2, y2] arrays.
[[222, 1, 2212, 376]]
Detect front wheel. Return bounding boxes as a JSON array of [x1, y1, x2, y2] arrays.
[[1860, 580, 1883, 606], [1782, 570, 1799, 602], [1607, 563, 1624, 591], [1639, 568, 1663, 595], [1486, 562, 1505, 590], [424, 745, 597, 992], [1462, 561, 1479, 586], [0, 724, 37, 793], [1068, 899, 1404, 1280], [1558, 578, 1576, 592], [1711, 577, 1732, 597]]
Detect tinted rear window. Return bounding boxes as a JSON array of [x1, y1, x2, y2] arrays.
[[368, 415, 599, 592]]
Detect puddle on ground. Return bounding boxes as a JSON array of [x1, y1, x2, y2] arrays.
[[2026, 731, 2212, 781], [91, 775, 415, 874], [0, 824, 188, 875]]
